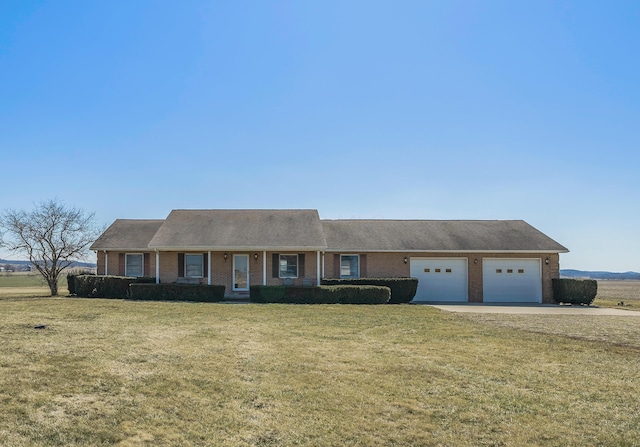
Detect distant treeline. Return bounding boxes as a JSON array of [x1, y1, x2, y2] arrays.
[[0, 259, 96, 270], [561, 270, 640, 280]]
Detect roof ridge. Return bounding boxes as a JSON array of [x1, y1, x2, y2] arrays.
[[321, 219, 524, 222], [170, 209, 319, 212]]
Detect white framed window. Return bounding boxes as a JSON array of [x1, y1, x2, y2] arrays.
[[340, 255, 360, 278], [185, 254, 203, 277], [125, 253, 143, 277], [279, 254, 298, 278]]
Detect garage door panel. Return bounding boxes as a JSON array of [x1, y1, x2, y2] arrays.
[[483, 259, 541, 303], [411, 258, 467, 302]]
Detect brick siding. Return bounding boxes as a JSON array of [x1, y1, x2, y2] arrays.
[[323, 252, 560, 304]]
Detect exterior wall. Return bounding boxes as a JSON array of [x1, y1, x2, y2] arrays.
[[264, 251, 320, 287], [158, 251, 321, 294], [96, 251, 106, 275], [99, 249, 560, 302], [158, 252, 179, 284], [96, 251, 156, 277], [323, 251, 561, 304]]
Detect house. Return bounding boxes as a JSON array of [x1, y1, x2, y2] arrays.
[[90, 209, 569, 303]]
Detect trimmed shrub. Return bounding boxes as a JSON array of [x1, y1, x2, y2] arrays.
[[250, 285, 390, 304], [67, 273, 77, 295], [323, 285, 390, 304], [250, 285, 325, 304], [67, 271, 96, 295], [321, 278, 418, 304], [74, 275, 156, 299], [129, 284, 225, 302], [552, 278, 598, 305]]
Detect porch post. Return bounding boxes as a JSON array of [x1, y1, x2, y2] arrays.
[[104, 251, 108, 275], [321, 252, 325, 279], [317, 251, 321, 285], [263, 251, 267, 285], [155, 251, 160, 284], [208, 251, 211, 285]]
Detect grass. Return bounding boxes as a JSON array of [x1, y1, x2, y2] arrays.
[[593, 280, 640, 310], [0, 273, 68, 297], [1, 296, 640, 446]]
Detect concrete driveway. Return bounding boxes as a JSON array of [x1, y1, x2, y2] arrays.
[[426, 303, 640, 316]]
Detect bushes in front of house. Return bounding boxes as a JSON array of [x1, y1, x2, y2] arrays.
[[552, 278, 598, 305], [249, 285, 391, 304], [73, 275, 155, 299], [321, 278, 418, 304], [129, 284, 225, 302], [66, 271, 97, 295], [250, 285, 324, 304], [248, 285, 392, 304], [322, 285, 391, 304]]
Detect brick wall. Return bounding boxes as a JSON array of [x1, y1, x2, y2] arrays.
[[158, 251, 321, 292], [324, 251, 561, 304], [96, 251, 156, 277]]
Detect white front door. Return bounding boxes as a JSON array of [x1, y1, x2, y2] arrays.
[[482, 259, 542, 303], [410, 258, 468, 302], [233, 255, 249, 291]]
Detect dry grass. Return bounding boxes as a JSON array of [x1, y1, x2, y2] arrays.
[[1, 297, 640, 446], [458, 312, 640, 349], [594, 280, 640, 310], [0, 274, 67, 298]]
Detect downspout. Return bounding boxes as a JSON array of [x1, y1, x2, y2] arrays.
[[155, 250, 160, 284], [263, 250, 267, 285]]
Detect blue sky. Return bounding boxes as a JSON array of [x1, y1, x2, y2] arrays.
[[1, 0, 638, 271]]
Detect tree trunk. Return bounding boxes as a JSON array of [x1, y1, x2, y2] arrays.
[[48, 278, 59, 296]]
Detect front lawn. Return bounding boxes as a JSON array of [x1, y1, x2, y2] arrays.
[[1, 298, 639, 446]]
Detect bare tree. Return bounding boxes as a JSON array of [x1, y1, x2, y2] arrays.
[[0, 199, 100, 296]]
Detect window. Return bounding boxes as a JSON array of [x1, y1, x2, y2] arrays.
[[185, 254, 203, 277], [435, 268, 441, 273], [424, 268, 431, 273], [496, 269, 502, 273], [279, 254, 298, 278], [518, 269, 525, 274], [125, 254, 143, 277], [446, 268, 452, 273], [340, 255, 359, 278], [507, 269, 513, 274]]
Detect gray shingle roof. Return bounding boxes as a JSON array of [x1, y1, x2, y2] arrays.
[[91, 212, 568, 254], [321, 220, 569, 252], [148, 209, 327, 251], [90, 219, 164, 251]]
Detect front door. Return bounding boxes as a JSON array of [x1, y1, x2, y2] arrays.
[[233, 255, 249, 291]]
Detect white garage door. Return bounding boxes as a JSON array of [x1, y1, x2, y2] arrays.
[[483, 259, 542, 303], [410, 258, 468, 302]]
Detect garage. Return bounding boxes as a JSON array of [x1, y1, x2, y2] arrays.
[[410, 258, 468, 302], [483, 258, 542, 303]]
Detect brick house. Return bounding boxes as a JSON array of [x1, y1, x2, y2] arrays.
[[90, 209, 568, 303]]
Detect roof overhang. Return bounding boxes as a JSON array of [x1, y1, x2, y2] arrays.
[[148, 246, 328, 252], [322, 249, 570, 254], [91, 247, 153, 252]]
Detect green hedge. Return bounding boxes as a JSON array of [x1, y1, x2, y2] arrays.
[[74, 275, 155, 299], [250, 285, 390, 304], [552, 278, 598, 305], [66, 271, 98, 295], [129, 284, 225, 302], [322, 285, 391, 304], [250, 285, 325, 304], [321, 277, 418, 304]]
